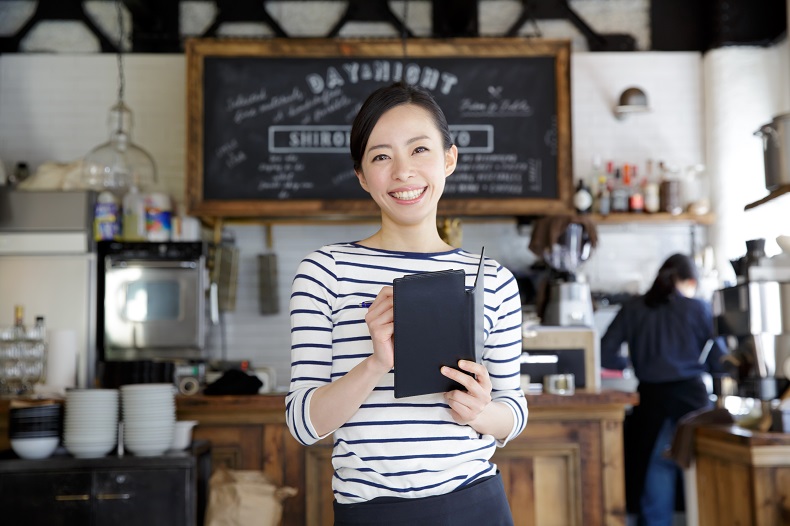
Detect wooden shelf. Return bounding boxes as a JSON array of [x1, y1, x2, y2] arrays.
[[589, 211, 716, 225]]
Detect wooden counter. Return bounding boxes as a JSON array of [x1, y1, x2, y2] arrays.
[[1, 390, 638, 525], [695, 424, 790, 526]]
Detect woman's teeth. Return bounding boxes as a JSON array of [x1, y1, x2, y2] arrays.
[[391, 188, 425, 200]]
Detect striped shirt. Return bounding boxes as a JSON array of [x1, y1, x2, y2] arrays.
[[286, 243, 528, 504]]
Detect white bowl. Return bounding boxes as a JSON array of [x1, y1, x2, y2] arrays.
[[11, 436, 60, 459], [65, 442, 116, 459], [170, 420, 198, 450]]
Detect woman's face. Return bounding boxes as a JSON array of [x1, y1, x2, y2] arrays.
[[355, 103, 457, 227], [676, 278, 698, 298]]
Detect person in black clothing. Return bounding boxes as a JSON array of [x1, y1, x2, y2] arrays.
[[600, 253, 727, 526]]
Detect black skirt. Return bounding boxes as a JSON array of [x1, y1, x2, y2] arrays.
[[333, 472, 514, 526]]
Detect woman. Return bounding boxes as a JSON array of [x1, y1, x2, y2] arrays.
[[601, 253, 726, 526], [286, 82, 527, 525]]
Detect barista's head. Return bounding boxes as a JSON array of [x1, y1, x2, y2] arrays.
[[645, 253, 699, 306]]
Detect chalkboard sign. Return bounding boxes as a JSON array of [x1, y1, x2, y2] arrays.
[[186, 38, 572, 218]]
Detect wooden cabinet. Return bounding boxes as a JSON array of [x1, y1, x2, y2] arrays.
[[176, 391, 637, 526], [695, 425, 790, 526], [0, 444, 209, 526]]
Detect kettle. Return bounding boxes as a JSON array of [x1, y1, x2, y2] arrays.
[[754, 114, 790, 190]]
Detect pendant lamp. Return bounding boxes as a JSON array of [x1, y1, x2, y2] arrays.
[[82, 0, 156, 193]]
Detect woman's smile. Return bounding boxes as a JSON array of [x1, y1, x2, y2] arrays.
[[389, 186, 427, 202]]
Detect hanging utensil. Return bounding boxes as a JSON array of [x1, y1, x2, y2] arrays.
[[258, 223, 279, 315]]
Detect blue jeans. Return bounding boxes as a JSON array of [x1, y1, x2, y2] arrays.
[[638, 419, 679, 526]]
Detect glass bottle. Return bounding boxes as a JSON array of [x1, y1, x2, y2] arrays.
[[628, 165, 644, 213], [644, 159, 660, 213], [660, 163, 683, 215], [34, 316, 46, 340], [597, 175, 611, 216], [610, 167, 629, 213], [12, 305, 26, 339]]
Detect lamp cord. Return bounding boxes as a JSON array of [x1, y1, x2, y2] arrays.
[[115, 0, 125, 104], [400, 0, 409, 60]]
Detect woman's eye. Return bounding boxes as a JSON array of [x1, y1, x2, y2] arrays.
[[371, 154, 389, 162], [413, 146, 428, 154]]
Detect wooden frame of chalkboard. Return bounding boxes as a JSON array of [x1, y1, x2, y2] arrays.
[[186, 38, 572, 218]]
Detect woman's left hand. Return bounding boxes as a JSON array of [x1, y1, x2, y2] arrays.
[[441, 360, 492, 426]]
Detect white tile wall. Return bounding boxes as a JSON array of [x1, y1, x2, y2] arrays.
[[572, 52, 705, 181]]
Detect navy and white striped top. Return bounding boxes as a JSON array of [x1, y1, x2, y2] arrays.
[[286, 243, 528, 504]]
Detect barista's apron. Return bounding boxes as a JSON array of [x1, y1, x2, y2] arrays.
[[624, 376, 711, 514]]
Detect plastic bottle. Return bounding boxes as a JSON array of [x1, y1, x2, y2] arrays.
[[122, 185, 147, 241], [145, 192, 172, 241], [94, 190, 121, 241]]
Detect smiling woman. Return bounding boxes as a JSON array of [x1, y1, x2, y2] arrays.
[[285, 82, 527, 525]]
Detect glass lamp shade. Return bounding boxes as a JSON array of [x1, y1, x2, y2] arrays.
[[82, 101, 157, 192]]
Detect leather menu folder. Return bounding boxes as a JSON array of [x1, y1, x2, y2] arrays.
[[392, 249, 486, 398]]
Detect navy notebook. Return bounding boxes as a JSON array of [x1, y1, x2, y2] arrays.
[[392, 248, 486, 398]]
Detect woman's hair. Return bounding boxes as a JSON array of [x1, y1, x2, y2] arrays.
[[644, 253, 699, 307], [349, 82, 453, 173]]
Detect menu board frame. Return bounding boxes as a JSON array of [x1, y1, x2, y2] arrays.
[[185, 37, 572, 218]]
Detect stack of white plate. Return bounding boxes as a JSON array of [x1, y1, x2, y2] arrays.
[[121, 383, 175, 457], [64, 389, 119, 458]]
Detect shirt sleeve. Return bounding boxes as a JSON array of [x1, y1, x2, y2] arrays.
[[600, 306, 629, 370], [484, 261, 528, 446], [696, 299, 729, 374], [285, 248, 337, 446]]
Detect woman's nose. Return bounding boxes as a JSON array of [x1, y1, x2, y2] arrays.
[[392, 157, 414, 180]]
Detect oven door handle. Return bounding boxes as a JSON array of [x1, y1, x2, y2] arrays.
[[108, 260, 199, 269]]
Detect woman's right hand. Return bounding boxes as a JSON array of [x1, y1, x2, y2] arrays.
[[364, 286, 395, 374]]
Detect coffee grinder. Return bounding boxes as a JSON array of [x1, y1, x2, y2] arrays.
[[539, 222, 595, 327]]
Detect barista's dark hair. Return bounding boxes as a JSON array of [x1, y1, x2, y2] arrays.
[[350, 82, 453, 173], [644, 253, 699, 307]]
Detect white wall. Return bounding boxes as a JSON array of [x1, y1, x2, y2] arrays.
[[704, 44, 790, 270], [572, 52, 705, 179]]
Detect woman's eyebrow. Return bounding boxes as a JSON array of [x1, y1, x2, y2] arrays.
[[367, 135, 432, 154]]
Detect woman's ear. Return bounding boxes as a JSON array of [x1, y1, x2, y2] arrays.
[[355, 169, 370, 193], [444, 145, 458, 177]]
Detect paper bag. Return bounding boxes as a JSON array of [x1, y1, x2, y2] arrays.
[[205, 467, 298, 526]]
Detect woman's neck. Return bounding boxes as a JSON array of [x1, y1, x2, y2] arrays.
[[360, 221, 454, 253]]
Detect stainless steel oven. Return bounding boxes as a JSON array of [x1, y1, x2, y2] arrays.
[[98, 241, 209, 362]]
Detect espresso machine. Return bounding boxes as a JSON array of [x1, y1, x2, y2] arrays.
[[539, 222, 595, 327], [712, 279, 790, 402]]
